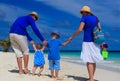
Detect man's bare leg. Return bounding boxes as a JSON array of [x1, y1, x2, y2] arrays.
[[23, 54, 29, 74], [17, 57, 23, 74]]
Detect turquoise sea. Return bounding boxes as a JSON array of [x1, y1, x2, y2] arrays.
[[59, 51, 120, 73], [60, 51, 120, 63], [30, 51, 120, 72]]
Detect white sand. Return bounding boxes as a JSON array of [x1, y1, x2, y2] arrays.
[[0, 52, 119, 81]]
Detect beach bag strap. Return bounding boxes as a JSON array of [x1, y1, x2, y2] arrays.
[[93, 17, 105, 44], [96, 17, 101, 31]]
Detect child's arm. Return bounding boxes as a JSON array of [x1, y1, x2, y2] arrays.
[[30, 40, 37, 51], [32, 44, 37, 51], [62, 39, 71, 46], [41, 46, 45, 51]]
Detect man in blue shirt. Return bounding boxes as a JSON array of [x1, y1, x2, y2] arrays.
[[9, 12, 47, 74]]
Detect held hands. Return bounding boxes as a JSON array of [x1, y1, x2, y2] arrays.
[[30, 40, 34, 45], [68, 37, 73, 41], [43, 40, 47, 46]]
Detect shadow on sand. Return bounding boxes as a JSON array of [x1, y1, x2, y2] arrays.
[[66, 75, 99, 81], [8, 69, 19, 74]]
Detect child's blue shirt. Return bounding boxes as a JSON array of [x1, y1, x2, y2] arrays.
[[47, 39, 62, 60], [34, 50, 45, 66]]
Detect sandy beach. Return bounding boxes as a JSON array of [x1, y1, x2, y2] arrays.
[[0, 52, 119, 81]]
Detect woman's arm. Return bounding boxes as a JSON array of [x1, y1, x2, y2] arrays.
[[61, 39, 71, 46], [98, 22, 101, 29], [69, 22, 85, 40]]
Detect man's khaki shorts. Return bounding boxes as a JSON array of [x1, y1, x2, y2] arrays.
[[10, 33, 29, 57]]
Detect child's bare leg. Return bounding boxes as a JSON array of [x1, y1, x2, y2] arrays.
[[51, 70, 55, 78], [32, 65, 37, 75], [55, 70, 63, 80], [38, 65, 44, 76]]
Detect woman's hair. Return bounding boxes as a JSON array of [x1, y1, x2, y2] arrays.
[[36, 43, 43, 49], [81, 11, 94, 16]]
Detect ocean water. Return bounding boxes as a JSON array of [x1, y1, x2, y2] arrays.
[[30, 51, 120, 72], [60, 51, 120, 63], [59, 51, 120, 73], [31, 51, 120, 64]]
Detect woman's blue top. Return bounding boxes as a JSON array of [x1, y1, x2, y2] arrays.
[[80, 15, 99, 42]]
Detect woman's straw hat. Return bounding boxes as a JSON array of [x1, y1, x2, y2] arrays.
[[29, 12, 38, 20], [80, 6, 91, 13]]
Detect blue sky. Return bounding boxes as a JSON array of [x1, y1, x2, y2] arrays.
[[0, 0, 120, 50]]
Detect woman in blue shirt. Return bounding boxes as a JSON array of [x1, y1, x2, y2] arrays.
[[9, 12, 47, 74], [68, 6, 103, 81]]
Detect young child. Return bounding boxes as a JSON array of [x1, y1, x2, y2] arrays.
[[101, 43, 109, 60], [32, 43, 45, 76], [47, 30, 71, 80]]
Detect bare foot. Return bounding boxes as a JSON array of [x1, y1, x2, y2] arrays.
[[56, 77, 63, 80], [19, 70, 24, 75], [38, 74, 41, 77], [86, 79, 94, 81], [51, 76, 56, 78], [23, 69, 30, 74]]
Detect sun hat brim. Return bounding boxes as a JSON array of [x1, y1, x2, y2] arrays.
[[80, 6, 92, 14], [29, 12, 38, 20]]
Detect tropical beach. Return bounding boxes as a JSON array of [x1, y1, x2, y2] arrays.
[[0, 0, 120, 81], [0, 52, 119, 81]]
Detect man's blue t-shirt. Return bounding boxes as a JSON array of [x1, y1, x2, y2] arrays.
[[10, 15, 45, 41], [80, 15, 99, 42], [47, 39, 62, 60]]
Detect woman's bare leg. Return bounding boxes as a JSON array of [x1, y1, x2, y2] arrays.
[[87, 62, 94, 81]]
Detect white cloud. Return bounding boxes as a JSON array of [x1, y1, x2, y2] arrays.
[[36, 0, 82, 17], [0, 3, 29, 23], [36, 0, 120, 27]]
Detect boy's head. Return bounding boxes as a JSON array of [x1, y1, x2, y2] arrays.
[[51, 30, 60, 38], [36, 43, 43, 49]]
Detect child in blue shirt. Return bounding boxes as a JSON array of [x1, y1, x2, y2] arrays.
[[31, 43, 45, 76], [47, 30, 70, 80]]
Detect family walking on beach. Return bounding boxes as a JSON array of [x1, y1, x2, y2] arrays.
[[9, 6, 104, 81]]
